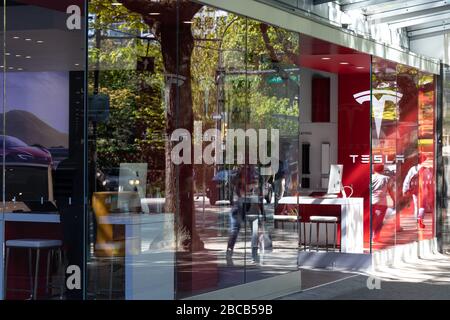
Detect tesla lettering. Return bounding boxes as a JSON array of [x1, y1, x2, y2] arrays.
[[350, 154, 405, 164]]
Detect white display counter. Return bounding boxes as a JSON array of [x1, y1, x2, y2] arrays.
[[97, 213, 175, 300], [278, 196, 364, 253]]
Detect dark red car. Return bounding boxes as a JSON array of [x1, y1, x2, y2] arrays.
[[0, 135, 53, 166]]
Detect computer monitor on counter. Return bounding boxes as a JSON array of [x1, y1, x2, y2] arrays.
[[326, 164, 343, 197]]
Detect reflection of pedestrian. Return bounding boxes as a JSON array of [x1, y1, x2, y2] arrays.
[[226, 163, 260, 264], [371, 164, 395, 241], [402, 154, 429, 229], [193, 169, 200, 200], [273, 160, 286, 206]]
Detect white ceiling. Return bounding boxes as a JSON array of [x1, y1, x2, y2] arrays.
[[338, 0, 450, 40]]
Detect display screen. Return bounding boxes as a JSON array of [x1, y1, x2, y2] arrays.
[[0, 71, 69, 167]]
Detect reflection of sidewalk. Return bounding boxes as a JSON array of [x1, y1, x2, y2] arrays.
[[280, 274, 450, 300], [279, 253, 450, 300]]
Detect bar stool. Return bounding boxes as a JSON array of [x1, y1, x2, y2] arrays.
[[273, 214, 307, 250], [4, 239, 64, 300], [273, 214, 299, 229], [309, 216, 339, 252]]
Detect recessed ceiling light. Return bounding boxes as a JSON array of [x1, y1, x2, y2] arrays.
[[356, 66, 365, 69], [17, 68, 23, 71], [5, 53, 10, 55], [183, 20, 194, 24], [15, 54, 21, 57], [25, 38, 32, 41], [111, 2, 122, 5], [339, 62, 349, 65], [75, 63, 80, 66], [0, 66, 3, 68], [13, 36, 20, 39], [321, 57, 331, 60], [36, 40, 44, 44], [149, 12, 160, 16], [25, 56, 31, 59], [8, 67, 13, 70]]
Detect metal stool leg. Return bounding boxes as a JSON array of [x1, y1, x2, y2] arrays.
[[303, 223, 307, 251], [325, 223, 329, 252], [28, 248, 33, 300], [4, 247, 10, 298], [59, 249, 64, 299], [46, 249, 52, 297], [33, 249, 40, 300], [316, 223, 319, 252], [309, 222, 312, 251], [334, 222, 337, 252], [109, 259, 114, 300]]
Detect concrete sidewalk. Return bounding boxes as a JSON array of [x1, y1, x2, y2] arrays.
[[279, 253, 450, 300]]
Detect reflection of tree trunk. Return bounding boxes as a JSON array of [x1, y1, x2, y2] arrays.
[[120, 0, 203, 251], [161, 21, 200, 250]]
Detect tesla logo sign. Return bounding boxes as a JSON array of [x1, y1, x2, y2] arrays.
[[349, 154, 405, 164], [353, 90, 403, 139]]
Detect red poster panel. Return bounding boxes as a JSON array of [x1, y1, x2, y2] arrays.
[[338, 73, 371, 249]]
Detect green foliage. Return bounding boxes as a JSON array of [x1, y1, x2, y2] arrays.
[[89, 2, 300, 191]]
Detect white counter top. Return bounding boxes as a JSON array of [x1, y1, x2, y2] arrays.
[[278, 196, 363, 205], [1, 212, 60, 223], [97, 213, 173, 225]]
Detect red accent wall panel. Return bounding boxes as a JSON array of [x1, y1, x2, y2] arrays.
[[312, 77, 330, 122], [338, 73, 371, 248]]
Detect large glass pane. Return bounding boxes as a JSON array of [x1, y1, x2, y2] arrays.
[[87, 0, 177, 299], [179, 6, 249, 297], [417, 71, 436, 241], [441, 62, 450, 253], [86, 0, 303, 299], [243, 20, 300, 282], [2, 0, 86, 299], [371, 57, 437, 251], [371, 57, 400, 249], [396, 63, 420, 247], [0, 0, 4, 301]]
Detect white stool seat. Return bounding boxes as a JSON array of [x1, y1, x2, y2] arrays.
[[6, 239, 62, 248], [310, 216, 338, 223], [273, 215, 300, 221]]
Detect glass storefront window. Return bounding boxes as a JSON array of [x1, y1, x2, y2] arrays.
[[371, 57, 437, 251], [0, 0, 441, 301]]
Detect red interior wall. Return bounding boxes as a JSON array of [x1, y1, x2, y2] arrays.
[[338, 73, 371, 247]]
